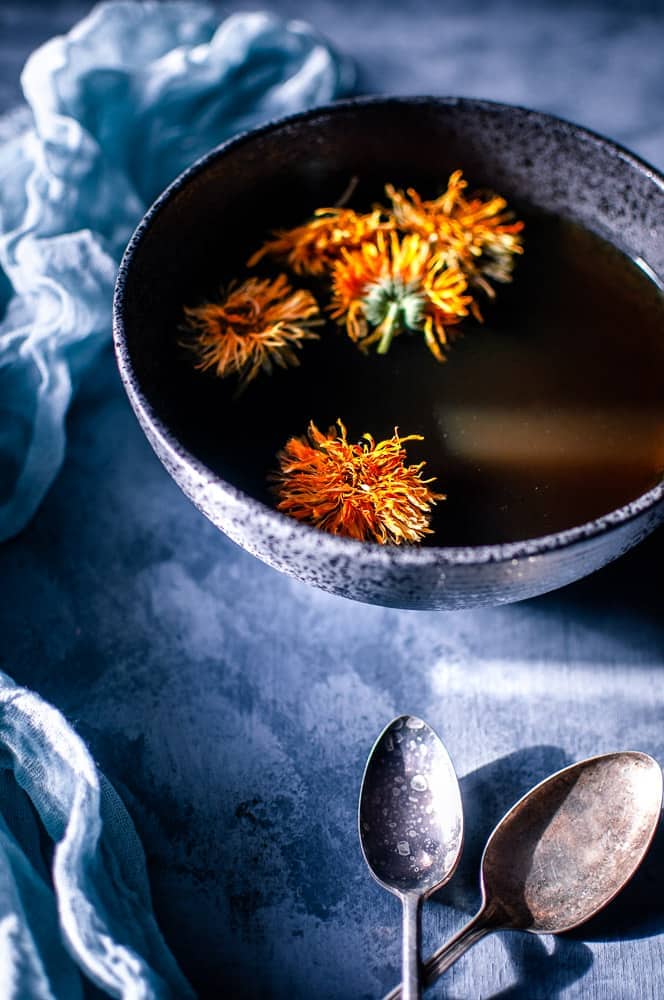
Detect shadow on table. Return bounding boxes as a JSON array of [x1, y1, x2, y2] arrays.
[[527, 523, 664, 650], [489, 934, 593, 1000], [525, 534, 664, 943]]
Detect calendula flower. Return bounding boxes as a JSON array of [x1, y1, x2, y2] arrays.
[[247, 207, 387, 275], [182, 274, 322, 390], [272, 420, 444, 544], [330, 231, 472, 360], [385, 170, 524, 297]]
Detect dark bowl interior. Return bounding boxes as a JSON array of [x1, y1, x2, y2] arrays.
[[114, 97, 664, 609]]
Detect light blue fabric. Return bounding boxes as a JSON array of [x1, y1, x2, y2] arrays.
[[0, 670, 195, 998], [0, 0, 353, 542]]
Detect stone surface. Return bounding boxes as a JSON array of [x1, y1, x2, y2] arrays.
[[1, 2, 663, 997]]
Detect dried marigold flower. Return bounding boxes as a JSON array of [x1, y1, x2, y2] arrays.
[[182, 274, 322, 390], [385, 170, 524, 298], [329, 231, 472, 361], [272, 419, 444, 545], [247, 207, 388, 275]]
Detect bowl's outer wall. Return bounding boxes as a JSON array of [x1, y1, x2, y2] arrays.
[[114, 98, 664, 609]]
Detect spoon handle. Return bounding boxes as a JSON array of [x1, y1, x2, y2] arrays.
[[384, 908, 491, 1000], [401, 894, 422, 1000]]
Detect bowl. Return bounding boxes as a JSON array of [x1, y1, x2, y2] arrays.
[[113, 96, 664, 610]]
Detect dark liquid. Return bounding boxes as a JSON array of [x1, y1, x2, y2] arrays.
[[177, 214, 664, 545]]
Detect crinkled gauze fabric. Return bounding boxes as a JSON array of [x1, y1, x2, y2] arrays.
[[0, 668, 195, 998], [0, 0, 353, 542]]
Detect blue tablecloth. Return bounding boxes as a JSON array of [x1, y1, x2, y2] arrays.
[[1, 2, 663, 997]]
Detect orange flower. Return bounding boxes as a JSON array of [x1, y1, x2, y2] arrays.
[[183, 274, 321, 390], [247, 207, 387, 275], [330, 231, 472, 360], [272, 419, 444, 545], [385, 170, 524, 296]]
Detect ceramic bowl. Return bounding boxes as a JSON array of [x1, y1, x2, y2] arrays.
[[113, 97, 664, 610]]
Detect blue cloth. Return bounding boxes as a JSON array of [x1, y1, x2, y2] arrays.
[[0, 0, 353, 542], [0, 669, 194, 998]]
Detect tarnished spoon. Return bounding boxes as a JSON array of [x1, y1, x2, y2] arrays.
[[386, 750, 662, 999], [359, 716, 464, 1000]]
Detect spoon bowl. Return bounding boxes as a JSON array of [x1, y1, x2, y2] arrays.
[[359, 715, 464, 894], [481, 750, 663, 934], [359, 716, 463, 999], [387, 750, 662, 999]]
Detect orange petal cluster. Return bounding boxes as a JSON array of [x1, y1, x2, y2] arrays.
[[247, 207, 387, 275], [330, 231, 472, 360], [385, 170, 524, 294], [272, 419, 444, 544], [248, 171, 522, 362], [182, 274, 321, 390]]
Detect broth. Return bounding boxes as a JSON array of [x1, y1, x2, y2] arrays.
[[176, 212, 664, 546]]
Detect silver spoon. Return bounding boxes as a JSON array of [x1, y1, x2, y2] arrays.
[[359, 715, 464, 1000], [386, 750, 662, 999]]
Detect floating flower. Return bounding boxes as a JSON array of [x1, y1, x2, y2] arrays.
[[385, 170, 524, 296], [247, 207, 387, 275], [272, 420, 444, 544], [330, 232, 472, 360], [182, 274, 322, 390]]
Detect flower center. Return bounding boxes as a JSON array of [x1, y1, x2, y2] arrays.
[[362, 277, 426, 354], [363, 277, 425, 330]]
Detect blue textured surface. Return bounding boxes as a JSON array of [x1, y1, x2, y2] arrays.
[[1, 2, 663, 997]]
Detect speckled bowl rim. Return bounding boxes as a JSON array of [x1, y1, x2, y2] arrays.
[[113, 95, 664, 569]]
